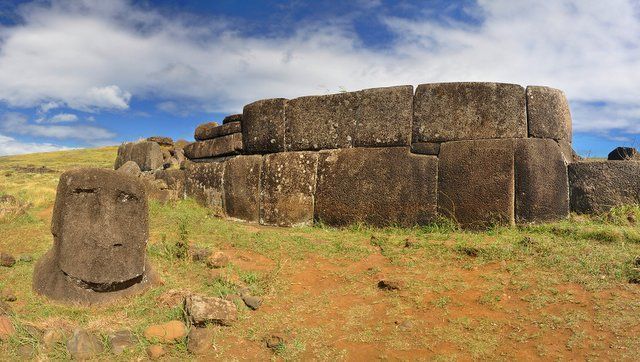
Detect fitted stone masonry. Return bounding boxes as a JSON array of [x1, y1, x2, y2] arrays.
[[176, 82, 636, 228]]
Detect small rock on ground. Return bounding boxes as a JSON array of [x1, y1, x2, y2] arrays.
[[187, 327, 214, 355], [144, 320, 187, 343], [190, 246, 211, 262], [147, 344, 166, 359], [2, 290, 16, 302], [0, 316, 16, 340], [395, 319, 415, 331], [242, 295, 262, 310], [66, 329, 104, 360], [0, 253, 15, 267], [43, 329, 66, 349], [378, 279, 404, 291], [206, 251, 230, 269], [264, 334, 284, 350], [184, 294, 237, 326], [18, 255, 32, 263], [110, 330, 137, 355]]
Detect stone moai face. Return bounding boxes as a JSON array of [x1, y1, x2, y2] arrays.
[[51, 168, 148, 285]]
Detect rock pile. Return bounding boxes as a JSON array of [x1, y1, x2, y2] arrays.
[[186, 114, 243, 160], [32, 168, 158, 305]]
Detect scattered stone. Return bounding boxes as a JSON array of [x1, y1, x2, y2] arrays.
[[43, 329, 66, 349], [608, 147, 638, 161], [146, 344, 166, 359], [66, 329, 104, 360], [17, 344, 36, 358], [0, 253, 15, 267], [395, 319, 415, 331], [143, 320, 187, 343], [0, 315, 15, 340], [109, 330, 137, 356], [264, 334, 284, 350], [223, 114, 242, 124], [242, 295, 262, 310], [190, 246, 211, 262], [206, 251, 230, 269], [378, 279, 404, 291], [116, 160, 142, 177], [147, 136, 174, 147], [18, 254, 32, 263], [2, 290, 16, 302], [12, 165, 56, 174], [184, 294, 238, 326], [33, 168, 158, 305], [187, 327, 214, 355]]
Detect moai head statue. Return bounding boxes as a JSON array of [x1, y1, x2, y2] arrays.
[[34, 168, 157, 304]]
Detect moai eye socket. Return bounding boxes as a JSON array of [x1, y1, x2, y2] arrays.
[[116, 191, 139, 203], [72, 188, 97, 195]]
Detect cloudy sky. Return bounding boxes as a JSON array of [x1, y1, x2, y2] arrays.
[[0, 0, 638, 156]]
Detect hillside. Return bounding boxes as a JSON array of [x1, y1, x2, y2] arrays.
[[0, 147, 639, 360]]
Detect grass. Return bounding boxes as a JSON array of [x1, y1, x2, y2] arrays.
[[0, 147, 639, 360]]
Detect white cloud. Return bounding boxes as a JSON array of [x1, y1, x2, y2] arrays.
[[1, 112, 115, 141], [0, 133, 70, 156], [35, 113, 79, 123], [0, 0, 637, 137]]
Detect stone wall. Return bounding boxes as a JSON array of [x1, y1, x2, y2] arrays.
[[180, 82, 590, 228]]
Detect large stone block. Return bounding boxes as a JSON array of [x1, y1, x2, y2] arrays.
[[285, 92, 357, 151], [354, 85, 413, 147], [568, 161, 640, 214], [315, 148, 437, 227], [438, 139, 515, 228], [185, 162, 225, 215], [194, 121, 241, 141], [223, 114, 242, 125], [114, 141, 163, 171], [526, 86, 572, 140], [260, 152, 318, 226], [413, 82, 526, 142], [223, 155, 262, 222], [183, 133, 243, 159], [154, 169, 187, 200], [515, 139, 569, 223], [242, 98, 287, 154]]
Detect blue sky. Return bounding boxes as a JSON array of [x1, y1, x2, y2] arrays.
[[0, 0, 638, 156]]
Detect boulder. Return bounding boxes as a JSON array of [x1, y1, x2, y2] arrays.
[[183, 133, 243, 159], [184, 162, 225, 215], [315, 148, 437, 227], [354, 85, 412, 147], [438, 139, 516, 228], [223, 155, 262, 222], [413, 82, 526, 142], [285, 92, 357, 151], [109, 330, 137, 356], [194, 121, 242, 141], [187, 327, 213, 355], [0, 253, 15, 267], [184, 294, 238, 326], [116, 160, 141, 177], [114, 141, 164, 171], [66, 329, 104, 360], [569, 161, 640, 214], [154, 169, 186, 200], [33, 168, 158, 305], [147, 136, 174, 147], [515, 138, 569, 223], [223, 113, 242, 124], [143, 321, 187, 343], [526, 86, 572, 140], [242, 98, 287, 154], [608, 147, 639, 161], [260, 152, 318, 226], [410, 142, 440, 155]]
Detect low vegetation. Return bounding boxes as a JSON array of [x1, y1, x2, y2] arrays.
[[0, 147, 639, 360]]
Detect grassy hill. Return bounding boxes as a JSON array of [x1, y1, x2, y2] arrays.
[[0, 147, 639, 360]]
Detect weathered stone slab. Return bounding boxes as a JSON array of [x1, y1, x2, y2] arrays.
[[260, 152, 318, 226], [354, 85, 413, 147], [568, 161, 640, 214], [285, 92, 357, 151], [413, 82, 526, 142], [242, 98, 287, 154], [410, 142, 440, 155], [315, 148, 437, 227], [515, 139, 569, 223], [154, 169, 187, 200], [114, 141, 163, 171], [223, 114, 242, 124], [438, 139, 515, 228], [526, 86, 572, 140], [223, 155, 262, 222], [194, 121, 241, 141], [184, 133, 243, 159], [607, 146, 638, 161], [185, 162, 225, 215]]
